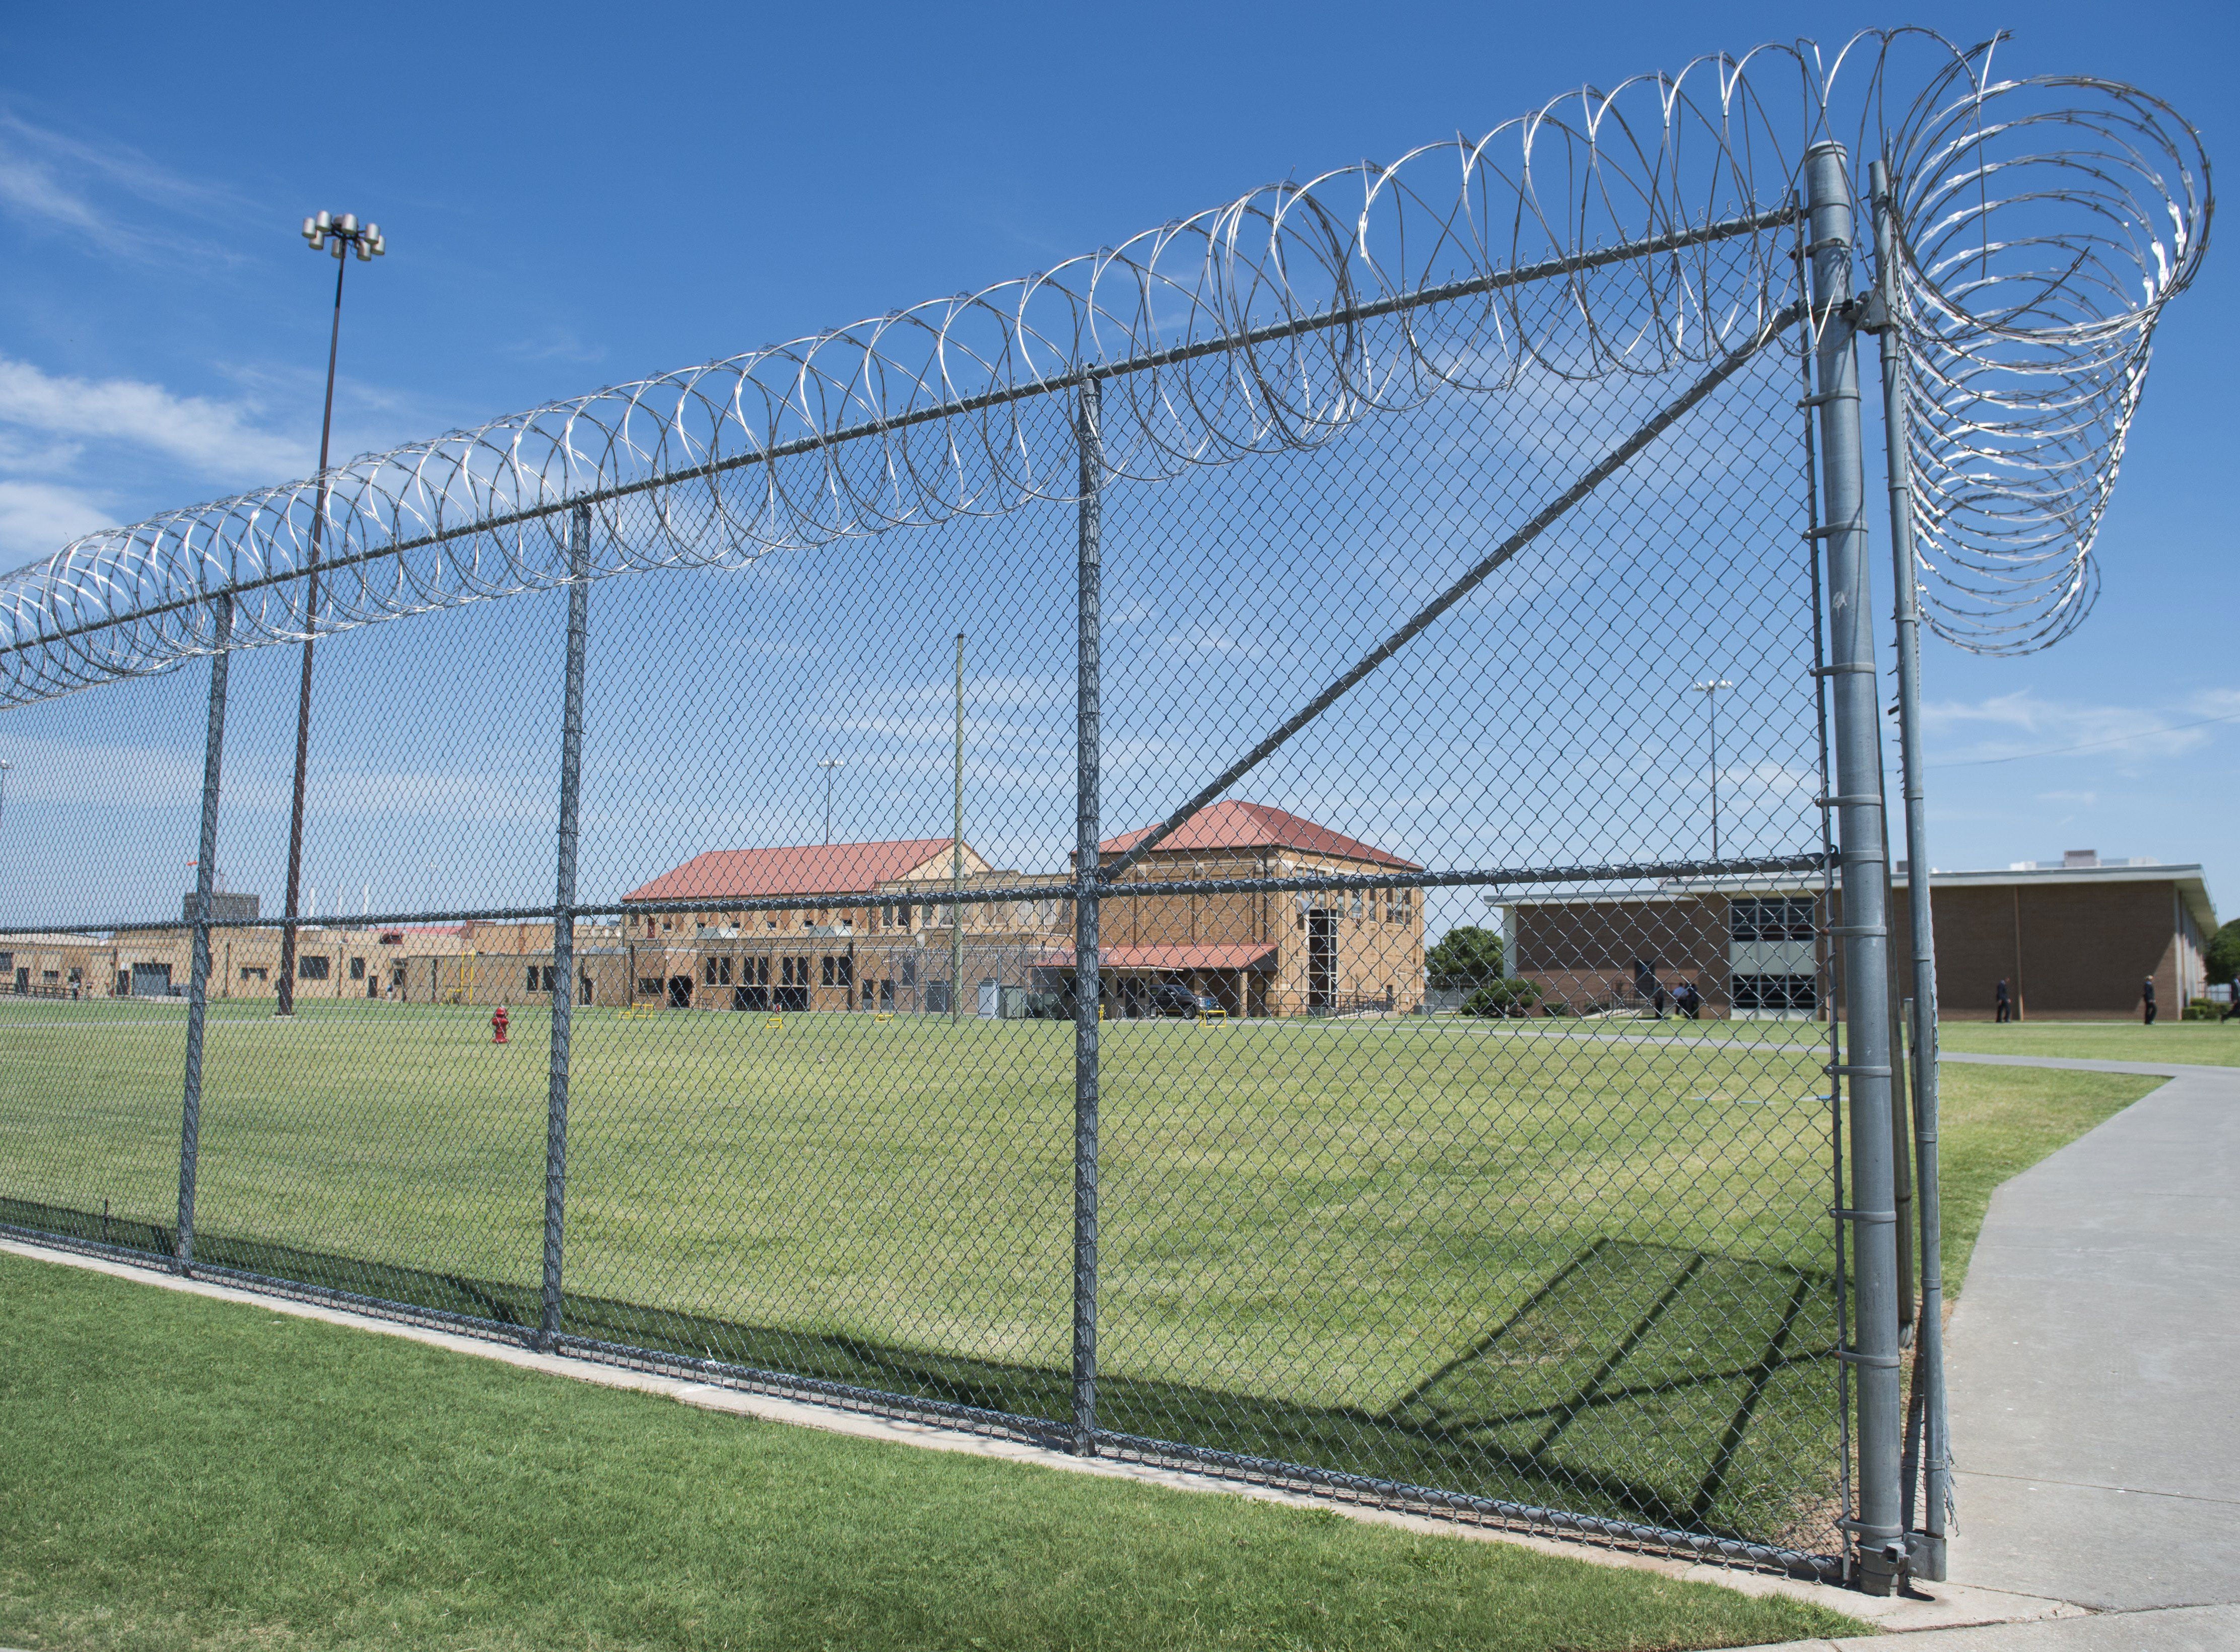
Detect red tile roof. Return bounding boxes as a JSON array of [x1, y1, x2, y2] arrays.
[[1037, 944, 1277, 972], [1098, 801, 1418, 870], [624, 840, 957, 904]]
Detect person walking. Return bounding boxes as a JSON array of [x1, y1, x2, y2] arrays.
[[1995, 977, 2013, 1023], [2142, 975, 2157, 1026]]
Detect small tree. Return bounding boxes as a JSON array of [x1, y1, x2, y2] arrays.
[[1426, 925, 1506, 990], [1463, 977, 1540, 1018], [2208, 919, 2240, 987]]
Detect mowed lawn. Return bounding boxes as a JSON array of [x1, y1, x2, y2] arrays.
[[0, 1249, 1869, 1652], [0, 998, 2156, 1549]]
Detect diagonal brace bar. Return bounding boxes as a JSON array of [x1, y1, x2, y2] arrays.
[[1101, 302, 1806, 881]]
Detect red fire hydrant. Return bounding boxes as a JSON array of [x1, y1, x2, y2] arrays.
[[491, 1005, 509, 1045]]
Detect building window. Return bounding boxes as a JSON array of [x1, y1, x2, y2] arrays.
[[900, 957, 917, 986], [349, 957, 367, 980], [1732, 974, 1817, 1011], [837, 954, 853, 988], [298, 955, 329, 981], [1730, 897, 1816, 940], [240, 966, 268, 983], [638, 976, 662, 996], [1350, 892, 1363, 920], [527, 965, 539, 991], [821, 955, 834, 987]]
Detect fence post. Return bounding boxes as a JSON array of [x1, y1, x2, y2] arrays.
[[953, 631, 966, 1023], [540, 503, 591, 1350], [1871, 157, 1950, 1581], [1805, 142, 1906, 1595], [178, 592, 232, 1275], [1071, 377, 1103, 1455]]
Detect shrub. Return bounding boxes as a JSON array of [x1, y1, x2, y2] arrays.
[[1462, 977, 1540, 1018]]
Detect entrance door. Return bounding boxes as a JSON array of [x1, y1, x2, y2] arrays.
[[977, 978, 999, 1017], [667, 975, 693, 1008], [1307, 910, 1336, 1010], [131, 962, 173, 998]]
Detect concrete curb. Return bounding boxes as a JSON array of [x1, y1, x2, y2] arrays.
[[1741, 1601, 2240, 1648]]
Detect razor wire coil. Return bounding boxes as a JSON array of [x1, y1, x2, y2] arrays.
[[0, 28, 2209, 702]]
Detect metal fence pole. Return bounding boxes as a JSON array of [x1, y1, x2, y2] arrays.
[[1871, 158, 1951, 1581], [1805, 142, 1907, 1596], [953, 632, 966, 1023], [540, 503, 591, 1349], [1071, 377, 1103, 1456], [177, 592, 233, 1275]]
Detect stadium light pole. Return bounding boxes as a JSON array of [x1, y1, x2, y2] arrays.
[[1692, 677, 1734, 861], [277, 209, 386, 1017], [817, 758, 843, 845]]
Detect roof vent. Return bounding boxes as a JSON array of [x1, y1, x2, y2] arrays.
[[2063, 849, 2099, 868]]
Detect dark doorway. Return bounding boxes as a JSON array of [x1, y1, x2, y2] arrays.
[[1307, 909, 1336, 1010], [667, 975, 692, 1008], [778, 956, 809, 1011]]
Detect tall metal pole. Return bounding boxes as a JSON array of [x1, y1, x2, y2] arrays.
[[178, 593, 232, 1274], [1805, 143, 1906, 1596], [1694, 678, 1733, 859], [278, 252, 349, 1017], [819, 758, 842, 846], [541, 505, 591, 1350], [1872, 158, 1951, 1581], [1071, 378, 1104, 1456], [952, 633, 966, 1022]]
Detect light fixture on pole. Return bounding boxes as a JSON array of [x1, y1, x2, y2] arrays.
[[278, 210, 386, 1016], [817, 758, 843, 846], [1691, 677, 1735, 862]]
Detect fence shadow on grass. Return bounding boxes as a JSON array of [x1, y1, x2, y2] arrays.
[[2, 1198, 1837, 1552]]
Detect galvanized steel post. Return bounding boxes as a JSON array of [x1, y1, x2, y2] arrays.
[[953, 632, 966, 1023], [178, 592, 232, 1275], [540, 503, 591, 1349], [1871, 158, 1951, 1581], [1072, 377, 1103, 1455], [1805, 142, 1907, 1595]]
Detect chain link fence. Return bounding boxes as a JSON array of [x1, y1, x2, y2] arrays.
[[0, 32, 2210, 1593]]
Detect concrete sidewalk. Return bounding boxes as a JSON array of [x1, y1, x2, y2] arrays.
[[1757, 1055, 2240, 1646], [1941, 1059, 2240, 1613]]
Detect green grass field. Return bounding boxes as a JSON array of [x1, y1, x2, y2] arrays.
[[0, 997, 2157, 1555], [1936, 1016, 2240, 1066], [0, 1250, 1868, 1652]]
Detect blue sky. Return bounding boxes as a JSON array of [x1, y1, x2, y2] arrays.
[[0, 2, 2231, 928]]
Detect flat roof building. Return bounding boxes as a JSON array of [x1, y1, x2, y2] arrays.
[[1492, 854, 2217, 1021]]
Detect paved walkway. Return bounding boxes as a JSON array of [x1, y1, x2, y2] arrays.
[[1758, 1053, 2240, 1646]]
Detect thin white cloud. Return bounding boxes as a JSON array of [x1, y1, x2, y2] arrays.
[[0, 479, 116, 560], [0, 110, 244, 259], [0, 355, 310, 487], [1924, 688, 2235, 766]]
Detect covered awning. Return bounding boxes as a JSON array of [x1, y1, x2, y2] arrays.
[[1034, 944, 1276, 973]]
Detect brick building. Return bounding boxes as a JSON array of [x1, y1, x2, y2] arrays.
[[614, 801, 1426, 1018], [1494, 855, 2218, 1020], [31, 803, 1428, 1017]]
